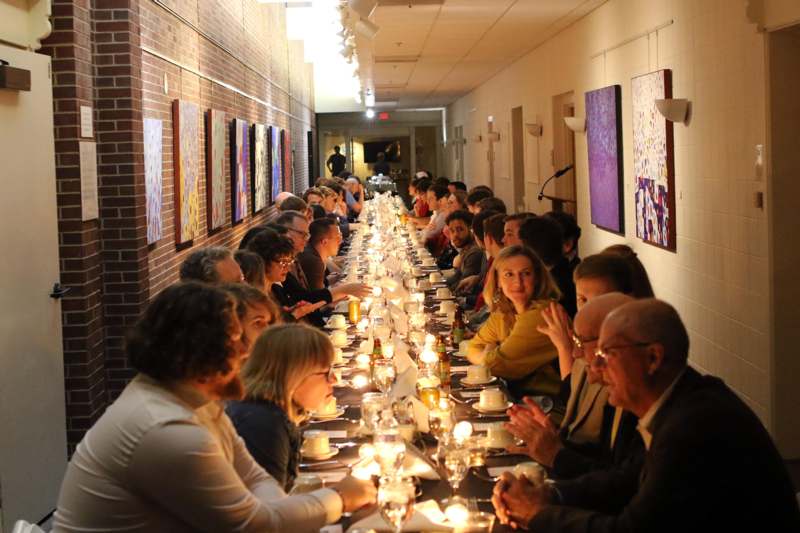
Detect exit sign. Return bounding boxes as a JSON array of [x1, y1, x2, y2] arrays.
[[378, 112, 390, 121]]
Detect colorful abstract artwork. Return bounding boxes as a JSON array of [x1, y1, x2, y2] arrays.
[[144, 118, 163, 244], [632, 69, 675, 251], [269, 125, 282, 201], [282, 129, 292, 192], [252, 123, 268, 213], [206, 109, 226, 231], [172, 100, 201, 243], [585, 85, 624, 234], [231, 118, 249, 223]]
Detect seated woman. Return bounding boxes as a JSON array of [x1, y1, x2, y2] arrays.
[[467, 245, 561, 399], [226, 323, 336, 491], [223, 282, 280, 345]]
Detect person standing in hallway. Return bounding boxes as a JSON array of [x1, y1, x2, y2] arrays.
[[325, 145, 346, 177]]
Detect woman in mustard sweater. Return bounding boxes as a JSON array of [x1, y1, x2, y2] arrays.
[[467, 245, 561, 398]]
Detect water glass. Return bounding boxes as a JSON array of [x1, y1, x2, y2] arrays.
[[373, 359, 397, 394], [443, 444, 470, 495], [378, 476, 416, 533], [362, 393, 388, 433]]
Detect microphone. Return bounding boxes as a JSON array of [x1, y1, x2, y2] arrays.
[[538, 164, 574, 201]]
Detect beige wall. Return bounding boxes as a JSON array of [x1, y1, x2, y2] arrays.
[[447, 0, 798, 445]]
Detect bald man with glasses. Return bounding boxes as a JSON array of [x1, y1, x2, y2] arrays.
[[493, 298, 800, 533]]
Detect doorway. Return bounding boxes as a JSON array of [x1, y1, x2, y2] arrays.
[[766, 23, 800, 459], [453, 125, 465, 181], [511, 106, 525, 212], [551, 91, 577, 216]]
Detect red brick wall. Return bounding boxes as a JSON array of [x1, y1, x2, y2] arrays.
[[42, 0, 316, 449]]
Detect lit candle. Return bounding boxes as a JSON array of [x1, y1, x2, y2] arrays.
[[351, 373, 370, 389], [420, 348, 438, 365], [355, 353, 371, 369], [383, 343, 395, 359], [444, 502, 469, 526], [453, 421, 474, 444]]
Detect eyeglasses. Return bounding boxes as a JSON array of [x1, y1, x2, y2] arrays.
[[592, 342, 652, 369], [307, 367, 336, 382], [277, 258, 295, 268], [572, 332, 598, 351], [287, 227, 310, 240]]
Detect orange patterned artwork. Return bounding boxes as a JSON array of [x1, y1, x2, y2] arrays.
[[172, 99, 201, 244]]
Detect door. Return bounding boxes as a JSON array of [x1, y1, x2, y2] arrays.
[[0, 43, 67, 530], [454, 125, 464, 181], [551, 91, 578, 215], [511, 106, 525, 212]]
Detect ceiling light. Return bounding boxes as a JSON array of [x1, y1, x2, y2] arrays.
[[366, 108, 375, 119], [365, 90, 375, 107]]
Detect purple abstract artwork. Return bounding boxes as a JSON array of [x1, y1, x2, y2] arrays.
[[632, 69, 675, 251], [585, 85, 624, 233], [231, 119, 249, 223]]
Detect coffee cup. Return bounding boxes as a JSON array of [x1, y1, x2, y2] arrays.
[[422, 258, 436, 267], [429, 272, 443, 283], [418, 280, 431, 290], [436, 287, 452, 299], [289, 473, 323, 495], [315, 396, 338, 416], [302, 430, 331, 456], [467, 365, 491, 382], [332, 348, 345, 364], [439, 300, 456, 313], [485, 422, 513, 448], [329, 314, 347, 329], [458, 340, 470, 355], [442, 268, 456, 278], [331, 329, 348, 348], [479, 388, 506, 410], [513, 462, 547, 485]]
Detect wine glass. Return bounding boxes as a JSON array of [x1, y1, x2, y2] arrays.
[[378, 476, 416, 533], [428, 402, 455, 461], [373, 359, 396, 394], [443, 443, 470, 495]]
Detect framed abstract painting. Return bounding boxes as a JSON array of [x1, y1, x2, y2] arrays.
[[205, 109, 226, 231], [631, 69, 676, 251], [269, 125, 282, 202], [282, 129, 292, 192], [231, 118, 250, 223], [143, 118, 163, 244], [252, 123, 268, 213], [172, 100, 201, 244], [585, 85, 624, 234]]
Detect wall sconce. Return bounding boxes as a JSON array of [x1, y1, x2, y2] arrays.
[[472, 134, 483, 143], [563, 116, 585, 133], [486, 131, 500, 142], [655, 98, 691, 124], [525, 123, 543, 137]]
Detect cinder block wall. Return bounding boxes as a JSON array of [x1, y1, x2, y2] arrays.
[[41, 0, 315, 450]]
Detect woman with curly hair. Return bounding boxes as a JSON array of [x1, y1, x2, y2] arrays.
[[227, 323, 336, 490], [467, 245, 561, 398]]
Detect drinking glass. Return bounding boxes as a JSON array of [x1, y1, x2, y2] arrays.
[[428, 401, 455, 460], [373, 359, 397, 394], [443, 444, 470, 495], [361, 393, 388, 434], [378, 476, 416, 533], [452, 511, 496, 533], [374, 431, 406, 475], [465, 436, 488, 468]]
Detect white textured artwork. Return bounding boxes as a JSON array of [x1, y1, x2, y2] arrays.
[[143, 118, 163, 244]]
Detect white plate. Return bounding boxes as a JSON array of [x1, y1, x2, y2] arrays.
[[471, 400, 513, 413], [310, 407, 346, 420], [301, 447, 340, 461], [460, 376, 497, 386]]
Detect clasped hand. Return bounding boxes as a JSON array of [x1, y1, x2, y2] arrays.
[[492, 472, 551, 529], [504, 398, 563, 468]]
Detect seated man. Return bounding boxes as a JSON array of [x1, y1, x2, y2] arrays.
[[422, 183, 450, 255], [53, 282, 375, 532], [179, 246, 244, 284], [444, 210, 484, 288], [493, 299, 800, 532], [298, 218, 342, 291], [506, 293, 643, 480], [503, 212, 536, 247], [520, 216, 576, 318]]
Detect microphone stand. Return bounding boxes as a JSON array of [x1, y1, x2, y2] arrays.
[[537, 165, 574, 201]]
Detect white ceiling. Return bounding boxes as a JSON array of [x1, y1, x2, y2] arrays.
[[351, 0, 607, 110]]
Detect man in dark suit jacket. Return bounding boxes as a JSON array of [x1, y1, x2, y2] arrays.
[[298, 217, 341, 291], [494, 298, 800, 532]]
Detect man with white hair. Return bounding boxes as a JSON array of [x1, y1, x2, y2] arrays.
[[274, 191, 295, 208], [493, 298, 800, 532]]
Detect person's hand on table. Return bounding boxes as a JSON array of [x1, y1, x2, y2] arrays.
[[333, 475, 377, 512], [331, 282, 372, 300], [504, 399, 562, 468], [456, 275, 479, 294], [287, 300, 326, 320], [492, 471, 551, 529]]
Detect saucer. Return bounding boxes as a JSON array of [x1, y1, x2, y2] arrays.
[[324, 323, 349, 331], [460, 376, 497, 386], [310, 407, 346, 420], [301, 447, 340, 461], [433, 295, 455, 301], [471, 400, 513, 413], [484, 438, 515, 450]]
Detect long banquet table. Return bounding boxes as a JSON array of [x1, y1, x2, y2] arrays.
[[299, 198, 527, 532]]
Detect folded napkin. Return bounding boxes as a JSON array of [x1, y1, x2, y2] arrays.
[[393, 350, 417, 376], [347, 499, 451, 532], [408, 396, 430, 433], [350, 442, 440, 481]]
